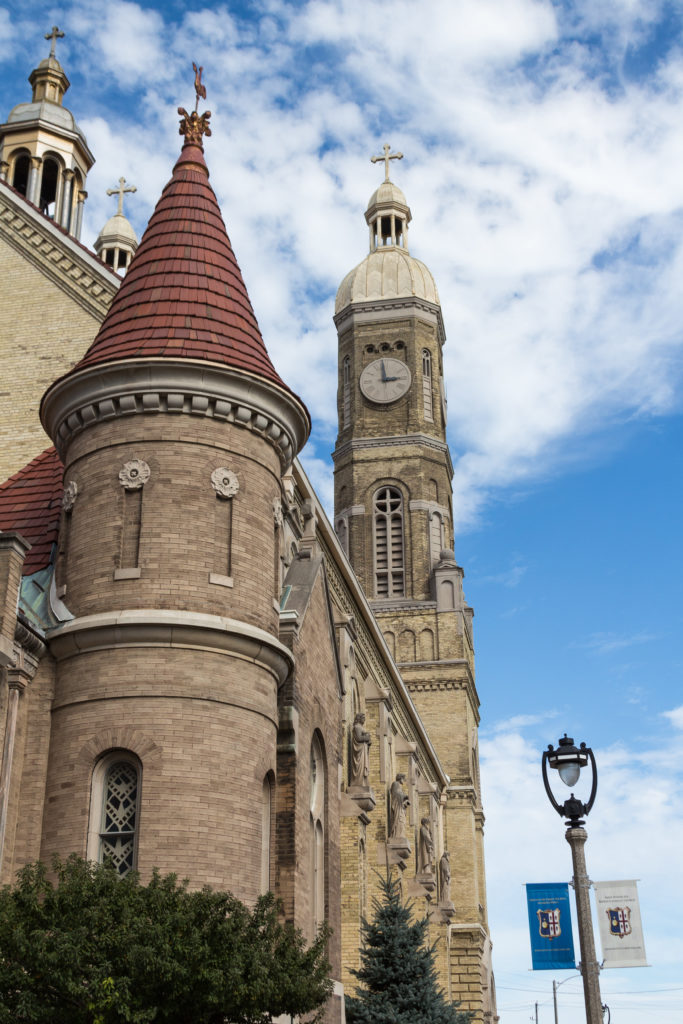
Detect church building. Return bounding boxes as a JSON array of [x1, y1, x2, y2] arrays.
[[0, 34, 498, 1023]]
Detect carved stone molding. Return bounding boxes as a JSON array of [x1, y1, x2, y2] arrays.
[[41, 359, 310, 469], [47, 608, 294, 687], [347, 785, 376, 813], [0, 181, 119, 319], [118, 459, 150, 490], [272, 498, 284, 527], [62, 480, 78, 511], [211, 467, 239, 499]]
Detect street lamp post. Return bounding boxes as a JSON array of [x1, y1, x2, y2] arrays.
[[542, 734, 603, 1024]]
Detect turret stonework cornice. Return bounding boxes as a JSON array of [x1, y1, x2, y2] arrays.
[[47, 608, 293, 688], [40, 358, 310, 469]]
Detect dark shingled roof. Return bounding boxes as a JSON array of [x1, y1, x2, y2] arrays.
[[67, 142, 290, 390], [0, 447, 62, 574]]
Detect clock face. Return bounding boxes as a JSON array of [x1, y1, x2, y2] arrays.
[[359, 358, 412, 404]]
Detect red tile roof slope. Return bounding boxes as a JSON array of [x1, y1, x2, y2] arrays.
[[0, 447, 63, 575], [70, 143, 289, 390]]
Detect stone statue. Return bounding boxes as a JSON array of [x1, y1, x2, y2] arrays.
[[439, 851, 451, 901], [418, 817, 434, 873], [389, 773, 409, 839], [350, 712, 371, 787]]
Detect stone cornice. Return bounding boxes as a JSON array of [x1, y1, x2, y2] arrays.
[[333, 432, 454, 477], [0, 180, 119, 320], [334, 295, 446, 345], [46, 608, 294, 686], [40, 358, 311, 469]]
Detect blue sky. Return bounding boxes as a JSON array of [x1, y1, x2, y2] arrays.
[[2, 2, 683, 1020]]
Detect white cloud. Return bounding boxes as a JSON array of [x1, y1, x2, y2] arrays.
[[662, 704, 683, 729]]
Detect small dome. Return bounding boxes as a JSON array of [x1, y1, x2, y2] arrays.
[[96, 213, 138, 248], [7, 100, 76, 132], [366, 180, 408, 212], [335, 248, 439, 312]]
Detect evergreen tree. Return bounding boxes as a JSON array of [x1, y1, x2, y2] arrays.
[[346, 870, 471, 1024]]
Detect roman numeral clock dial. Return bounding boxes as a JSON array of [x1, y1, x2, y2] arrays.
[[359, 357, 412, 403]]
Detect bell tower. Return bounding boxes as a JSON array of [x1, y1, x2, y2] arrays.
[[0, 27, 94, 238], [333, 147, 496, 1021]]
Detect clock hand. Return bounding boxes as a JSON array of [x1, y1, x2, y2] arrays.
[[380, 360, 388, 382]]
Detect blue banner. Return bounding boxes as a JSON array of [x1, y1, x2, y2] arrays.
[[526, 882, 576, 970]]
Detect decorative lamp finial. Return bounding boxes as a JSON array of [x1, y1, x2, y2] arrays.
[[370, 142, 403, 182], [178, 62, 211, 149], [45, 25, 65, 59]]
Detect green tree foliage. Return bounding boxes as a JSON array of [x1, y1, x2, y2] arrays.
[[0, 855, 332, 1024], [345, 871, 472, 1024]]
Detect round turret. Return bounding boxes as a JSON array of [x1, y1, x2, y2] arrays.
[[94, 177, 139, 272]]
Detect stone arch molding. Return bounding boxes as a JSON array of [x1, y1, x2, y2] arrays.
[[77, 727, 163, 772]]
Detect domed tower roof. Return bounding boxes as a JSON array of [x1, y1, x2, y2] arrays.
[[335, 143, 440, 314]]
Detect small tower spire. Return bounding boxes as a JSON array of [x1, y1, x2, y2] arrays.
[[95, 177, 138, 273]]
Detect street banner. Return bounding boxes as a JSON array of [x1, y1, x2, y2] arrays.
[[594, 880, 649, 968], [526, 882, 576, 970]]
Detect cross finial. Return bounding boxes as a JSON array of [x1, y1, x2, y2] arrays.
[[45, 26, 65, 59], [371, 143, 403, 182], [106, 177, 137, 217]]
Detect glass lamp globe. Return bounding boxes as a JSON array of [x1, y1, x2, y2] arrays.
[[558, 761, 581, 787]]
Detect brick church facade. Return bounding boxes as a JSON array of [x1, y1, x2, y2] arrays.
[[0, 39, 498, 1023]]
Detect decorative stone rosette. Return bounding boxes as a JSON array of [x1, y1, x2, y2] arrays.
[[118, 459, 151, 490], [62, 480, 78, 511], [211, 467, 239, 499]]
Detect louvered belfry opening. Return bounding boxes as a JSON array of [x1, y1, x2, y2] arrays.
[[374, 486, 405, 597]]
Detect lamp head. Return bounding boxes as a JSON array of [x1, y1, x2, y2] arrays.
[[542, 733, 598, 828]]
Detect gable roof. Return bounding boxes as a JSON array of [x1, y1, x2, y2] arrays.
[[0, 447, 62, 574]]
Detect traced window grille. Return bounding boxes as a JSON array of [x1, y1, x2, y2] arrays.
[[422, 349, 433, 422], [100, 760, 138, 876], [374, 487, 405, 597], [121, 489, 143, 569], [343, 356, 351, 429]]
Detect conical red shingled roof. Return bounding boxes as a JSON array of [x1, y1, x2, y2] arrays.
[[73, 143, 288, 389]]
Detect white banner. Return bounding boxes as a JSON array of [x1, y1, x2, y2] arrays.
[[594, 880, 649, 968]]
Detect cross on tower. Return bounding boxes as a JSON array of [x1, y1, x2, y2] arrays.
[[371, 143, 403, 182], [106, 177, 137, 216], [45, 25, 65, 59]]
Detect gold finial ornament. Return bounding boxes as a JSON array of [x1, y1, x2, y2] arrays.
[[178, 62, 211, 148], [371, 142, 403, 182], [45, 25, 65, 59]]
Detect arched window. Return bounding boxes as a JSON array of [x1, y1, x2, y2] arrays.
[[87, 752, 141, 876], [310, 734, 326, 933], [40, 157, 60, 217], [373, 486, 405, 598], [422, 349, 433, 422], [342, 356, 351, 429], [11, 152, 30, 196]]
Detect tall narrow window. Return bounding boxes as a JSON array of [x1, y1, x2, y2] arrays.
[[422, 349, 433, 422], [429, 511, 444, 567], [90, 756, 140, 876], [342, 356, 351, 429], [210, 468, 239, 586], [310, 734, 326, 934], [374, 487, 405, 598], [261, 775, 272, 893], [11, 153, 30, 196]]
